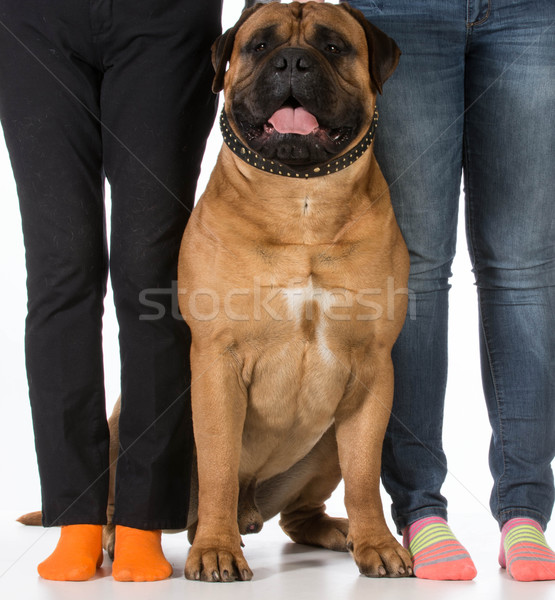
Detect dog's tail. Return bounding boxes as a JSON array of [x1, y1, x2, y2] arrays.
[[17, 511, 43, 526]]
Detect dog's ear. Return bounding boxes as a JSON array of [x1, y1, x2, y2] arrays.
[[340, 4, 401, 94], [211, 4, 265, 94]]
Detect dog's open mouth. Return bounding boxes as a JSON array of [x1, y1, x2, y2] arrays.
[[234, 97, 356, 166], [266, 97, 319, 135]]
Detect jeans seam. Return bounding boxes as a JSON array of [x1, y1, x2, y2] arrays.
[[498, 508, 548, 530], [467, 0, 492, 28], [478, 301, 507, 520], [463, 107, 507, 523], [346, 0, 383, 14], [393, 506, 448, 535]]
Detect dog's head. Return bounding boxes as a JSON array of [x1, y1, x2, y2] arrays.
[[212, 1, 400, 169]]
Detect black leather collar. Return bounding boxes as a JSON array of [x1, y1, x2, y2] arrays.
[[219, 108, 379, 179]]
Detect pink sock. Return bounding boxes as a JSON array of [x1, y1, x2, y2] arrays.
[[403, 516, 477, 580], [500, 518, 555, 581]]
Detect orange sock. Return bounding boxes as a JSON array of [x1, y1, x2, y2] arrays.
[[112, 525, 172, 582], [37, 524, 103, 581]]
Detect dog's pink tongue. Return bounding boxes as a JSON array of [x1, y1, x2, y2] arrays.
[[268, 107, 319, 135]]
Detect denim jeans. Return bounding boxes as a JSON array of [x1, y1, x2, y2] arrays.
[[346, 0, 555, 532]]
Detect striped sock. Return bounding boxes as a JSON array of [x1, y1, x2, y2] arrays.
[[500, 518, 555, 581], [403, 516, 477, 580]]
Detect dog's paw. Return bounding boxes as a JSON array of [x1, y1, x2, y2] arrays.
[[348, 536, 412, 578], [184, 544, 253, 582], [281, 514, 349, 552]]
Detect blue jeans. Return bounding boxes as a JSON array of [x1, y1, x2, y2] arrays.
[[346, 0, 555, 532]]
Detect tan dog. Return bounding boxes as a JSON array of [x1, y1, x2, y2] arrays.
[[175, 1, 410, 581], [20, 0, 412, 582]]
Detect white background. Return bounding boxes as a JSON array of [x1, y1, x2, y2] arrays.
[[0, 0, 502, 533], [3, 2, 554, 598]]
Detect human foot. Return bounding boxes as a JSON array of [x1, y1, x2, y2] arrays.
[[38, 524, 103, 581], [500, 518, 555, 581], [112, 526, 172, 582], [403, 516, 476, 580]]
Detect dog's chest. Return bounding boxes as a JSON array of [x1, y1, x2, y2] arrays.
[[239, 275, 355, 478], [280, 275, 342, 362]]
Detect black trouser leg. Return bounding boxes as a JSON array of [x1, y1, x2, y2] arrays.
[[0, 2, 109, 525], [102, 1, 221, 529]]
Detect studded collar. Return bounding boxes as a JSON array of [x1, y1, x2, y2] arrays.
[[219, 108, 379, 179]]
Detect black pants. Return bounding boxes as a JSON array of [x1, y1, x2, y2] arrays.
[[0, 0, 221, 528]]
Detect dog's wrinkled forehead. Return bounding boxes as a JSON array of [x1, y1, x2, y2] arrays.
[[211, 2, 400, 95], [233, 2, 364, 49]]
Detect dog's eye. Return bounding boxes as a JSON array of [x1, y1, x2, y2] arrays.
[[254, 42, 267, 52], [326, 44, 341, 55]]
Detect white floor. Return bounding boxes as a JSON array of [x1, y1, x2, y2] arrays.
[[1, 509, 553, 600]]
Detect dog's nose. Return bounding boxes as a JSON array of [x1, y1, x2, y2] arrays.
[[245, 521, 263, 534], [271, 48, 314, 73]]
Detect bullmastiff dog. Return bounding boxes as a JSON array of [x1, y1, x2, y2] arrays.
[[20, 0, 412, 582], [171, 0, 411, 581]]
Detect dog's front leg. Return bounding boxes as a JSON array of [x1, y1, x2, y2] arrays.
[[184, 349, 252, 582], [335, 354, 412, 578]]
